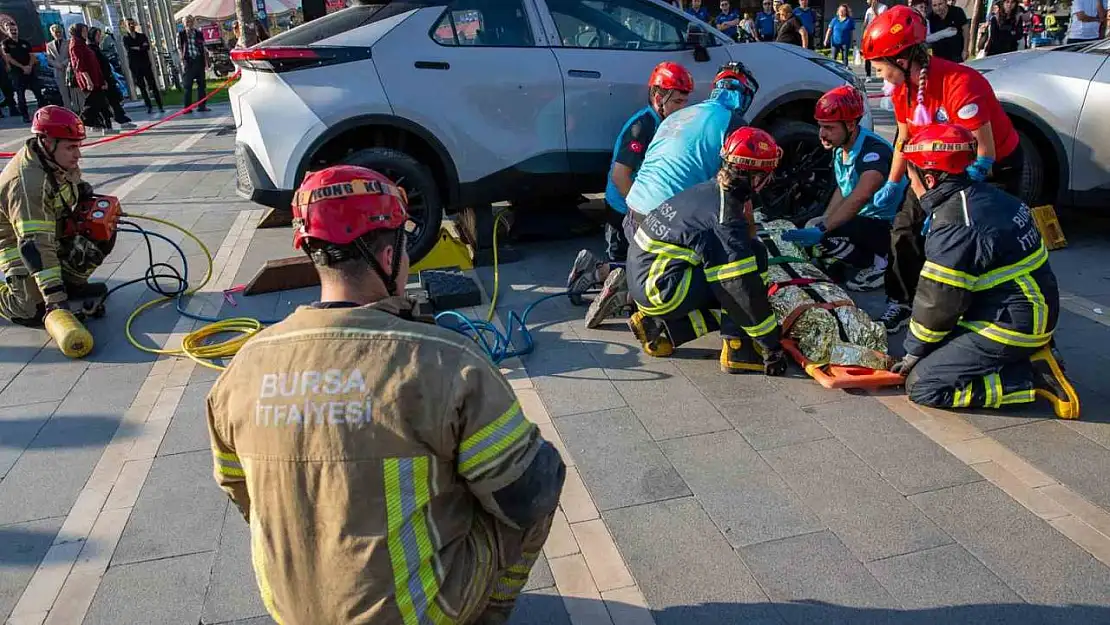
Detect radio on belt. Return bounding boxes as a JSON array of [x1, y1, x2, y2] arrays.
[[67, 195, 122, 242]]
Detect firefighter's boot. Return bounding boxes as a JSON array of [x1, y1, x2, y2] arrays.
[[628, 311, 673, 357], [720, 337, 764, 374], [1030, 346, 1080, 419], [585, 267, 632, 329], [45, 308, 94, 359], [65, 281, 108, 301]]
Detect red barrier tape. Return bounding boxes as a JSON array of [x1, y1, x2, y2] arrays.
[[0, 70, 241, 159]]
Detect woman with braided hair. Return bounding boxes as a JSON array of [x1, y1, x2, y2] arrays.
[[858, 4, 1022, 334]]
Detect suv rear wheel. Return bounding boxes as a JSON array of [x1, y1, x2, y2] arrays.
[[340, 147, 444, 263], [758, 119, 834, 226]]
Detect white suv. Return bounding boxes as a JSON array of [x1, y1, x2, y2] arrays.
[[231, 0, 871, 260]]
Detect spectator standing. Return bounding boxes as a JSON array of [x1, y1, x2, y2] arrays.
[[776, 2, 810, 46], [862, 0, 888, 76], [69, 22, 113, 133], [123, 18, 164, 115], [88, 27, 132, 127], [46, 24, 77, 112], [686, 0, 712, 22], [825, 4, 855, 65], [1066, 0, 1105, 43], [755, 0, 777, 39], [740, 13, 758, 38], [1, 22, 44, 123], [986, 0, 1022, 54], [178, 15, 210, 113], [927, 0, 969, 61], [794, 0, 818, 48], [716, 0, 742, 39]]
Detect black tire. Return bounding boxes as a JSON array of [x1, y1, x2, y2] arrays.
[[1017, 129, 1044, 205], [340, 147, 444, 264], [758, 119, 834, 227]]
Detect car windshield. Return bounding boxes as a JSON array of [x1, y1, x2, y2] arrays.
[[259, 1, 442, 46]]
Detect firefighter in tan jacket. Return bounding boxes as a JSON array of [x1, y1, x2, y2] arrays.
[[0, 106, 107, 326], [206, 165, 566, 625]]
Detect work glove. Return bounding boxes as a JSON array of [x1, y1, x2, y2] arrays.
[[872, 180, 903, 211], [782, 226, 825, 247], [966, 156, 995, 182], [890, 354, 920, 376], [763, 347, 789, 377]]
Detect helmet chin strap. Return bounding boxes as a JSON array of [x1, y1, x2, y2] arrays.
[[353, 229, 406, 296], [34, 137, 63, 169]]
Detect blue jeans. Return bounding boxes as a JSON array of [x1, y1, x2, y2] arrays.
[[830, 44, 851, 65]]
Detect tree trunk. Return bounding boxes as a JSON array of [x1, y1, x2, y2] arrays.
[[968, 0, 984, 53], [236, 0, 259, 48]]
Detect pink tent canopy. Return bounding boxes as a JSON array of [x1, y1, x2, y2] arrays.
[[174, 0, 299, 21]]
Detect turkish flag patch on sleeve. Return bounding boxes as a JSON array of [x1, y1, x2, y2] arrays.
[[629, 141, 644, 154]]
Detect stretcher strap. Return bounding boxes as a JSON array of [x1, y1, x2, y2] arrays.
[[780, 299, 855, 335], [768, 255, 808, 265], [801, 285, 852, 342], [767, 277, 832, 297]]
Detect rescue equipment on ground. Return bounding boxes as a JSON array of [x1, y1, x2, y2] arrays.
[[63, 195, 122, 242], [1031, 204, 1067, 250], [45, 307, 94, 358]]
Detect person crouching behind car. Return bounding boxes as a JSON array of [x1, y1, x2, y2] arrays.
[[566, 61, 693, 316], [625, 127, 789, 377], [783, 85, 906, 292], [575, 61, 760, 330]]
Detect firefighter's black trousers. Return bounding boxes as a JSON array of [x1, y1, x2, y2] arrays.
[[641, 266, 744, 349], [905, 329, 1039, 409]]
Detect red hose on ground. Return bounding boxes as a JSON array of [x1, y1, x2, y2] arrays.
[[0, 70, 241, 159]]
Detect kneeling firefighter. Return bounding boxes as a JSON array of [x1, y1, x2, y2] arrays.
[[889, 124, 1080, 419], [0, 106, 113, 358], [206, 165, 566, 625], [625, 127, 789, 376]]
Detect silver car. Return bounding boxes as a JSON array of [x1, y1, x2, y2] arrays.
[[231, 0, 870, 260], [968, 38, 1110, 208]]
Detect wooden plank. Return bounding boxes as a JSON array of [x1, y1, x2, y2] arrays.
[[258, 208, 293, 229], [243, 255, 319, 295]]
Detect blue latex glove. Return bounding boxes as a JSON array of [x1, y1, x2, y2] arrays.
[[966, 156, 995, 182], [782, 227, 825, 246], [872, 180, 902, 211]]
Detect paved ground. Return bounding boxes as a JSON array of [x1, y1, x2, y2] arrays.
[[1, 89, 1110, 625]]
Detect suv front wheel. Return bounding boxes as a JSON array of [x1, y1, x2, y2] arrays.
[[758, 119, 834, 227], [340, 147, 444, 263]]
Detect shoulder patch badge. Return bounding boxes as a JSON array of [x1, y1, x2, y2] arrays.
[[957, 103, 979, 120], [629, 141, 644, 154], [862, 152, 881, 163], [935, 107, 949, 122]]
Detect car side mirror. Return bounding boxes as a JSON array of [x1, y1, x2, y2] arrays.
[[686, 25, 711, 62]]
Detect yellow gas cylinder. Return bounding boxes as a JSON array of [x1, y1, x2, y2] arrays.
[[45, 308, 94, 358]]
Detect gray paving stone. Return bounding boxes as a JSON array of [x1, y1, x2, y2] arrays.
[[160, 382, 215, 456], [805, 397, 981, 495], [761, 438, 953, 562], [209, 618, 276, 625], [0, 411, 124, 525], [84, 550, 215, 625], [717, 398, 833, 451], [53, 362, 152, 418], [201, 503, 268, 624], [740, 530, 898, 625], [610, 362, 730, 441], [0, 401, 58, 479], [672, 353, 777, 407], [0, 516, 63, 619], [0, 325, 47, 386], [509, 586, 572, 625], [528, 344, 628, 418], [960, 408, 1047, 433], [909, 480, 1110, 605], [776, 373, 858, 409], [555, 408, 689, 511], [1061, 417, 1110, 453], [603, 497, 783, 625], [659, 431, 823, 547], [865, 543, 1021, 610], [991, 420, 1110, 510], [523, 551, 554, 592], [112, 450, 227, 565], [0, 346, 88, 408]]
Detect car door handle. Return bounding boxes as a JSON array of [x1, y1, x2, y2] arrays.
[[568, 69, 601, 79], [414, 61, 450, 70]]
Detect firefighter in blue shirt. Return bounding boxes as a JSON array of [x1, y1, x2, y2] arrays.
[[889, 124, 1079, 419], [566, 62, 694, 311], [573, 61, 759, 329], [784, 85, 906, 292], [625, 127, 789, 377]]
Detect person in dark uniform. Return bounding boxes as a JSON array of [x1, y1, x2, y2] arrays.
[[1, 22, 45, 122], [0, 29, 18, 118], [567, 62, 694, 314], [177, 15, 210, 113], [123, 18, 164, 115], [625, 126, 789, 377], [784, 85, 906, 292], [890, 124, 1079, 420]]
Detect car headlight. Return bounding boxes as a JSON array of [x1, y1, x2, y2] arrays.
[[810, 57, 866, 92]]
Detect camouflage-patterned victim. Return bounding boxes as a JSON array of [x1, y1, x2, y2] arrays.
[[757, 219, 892, 370]]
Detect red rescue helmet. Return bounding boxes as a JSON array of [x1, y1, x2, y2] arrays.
[[714, 60, 759, 94], [32, 106, 86, 141], [291, 165, 408, 251], [721, 127, 782, 174], [861, 5, 927, 60], [902, 124, 978, 175], [649, 61, 694, 93], [814, 85, 865, 123]]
